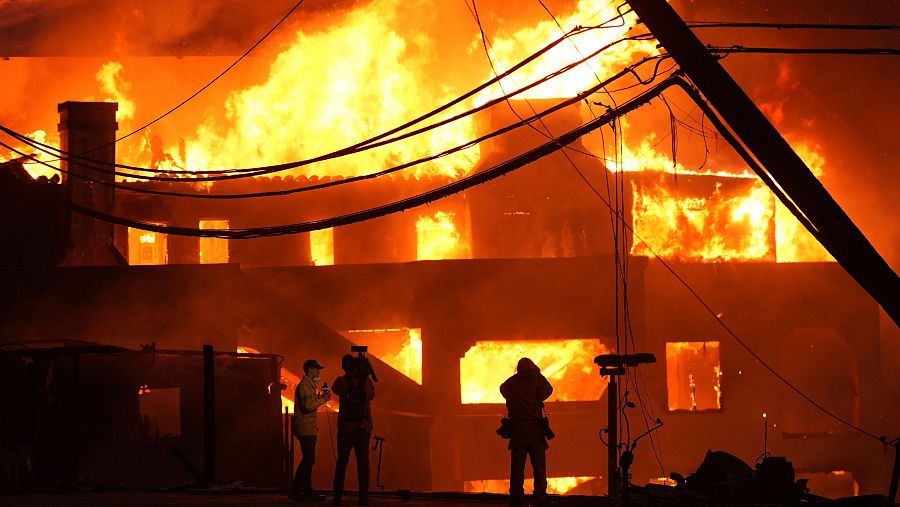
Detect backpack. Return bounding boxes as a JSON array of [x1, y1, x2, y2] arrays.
[[342, 376, 367, 422]]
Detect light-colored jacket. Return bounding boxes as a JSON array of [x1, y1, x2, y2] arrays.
[[293, 376, 327, 437]]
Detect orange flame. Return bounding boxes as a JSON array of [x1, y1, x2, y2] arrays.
[[345, 328, 423, 385], [465, 476, 596, 495], [167, 0, 480, 178], [775, 140, 833, 262], [460, 339, 611, 404], [475, 0, 655, 102], [416, 211, 471, 260], [631, 176, 775, 262]]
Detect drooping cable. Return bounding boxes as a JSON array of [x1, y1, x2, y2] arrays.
[[65, 76, 680, 238], [3, 18, 631, 180], [3, 56, 667, 199], [39, 0, 311, 166]]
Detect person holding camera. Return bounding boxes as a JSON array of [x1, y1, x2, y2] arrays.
[[500, 358, 554, 506], [290, 359, 332, 502], [331, 354, 376, 506]]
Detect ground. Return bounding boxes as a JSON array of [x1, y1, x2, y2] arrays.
[[0, 490, 614, 507]]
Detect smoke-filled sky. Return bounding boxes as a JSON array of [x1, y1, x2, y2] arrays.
[[0, 0, 897, 270]]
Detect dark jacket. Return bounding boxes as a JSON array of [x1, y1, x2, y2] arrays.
[[332, 373, 375, 433], [500, 358, 553, 449]]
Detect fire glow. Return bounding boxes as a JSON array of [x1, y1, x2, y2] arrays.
[[0, 0, 839, 266], [665, 341, 722, 411], [465, 476, 596, 495], [344, 328, 423, 385], [460, 339, 611, 404], [416, 210, 471, 261]]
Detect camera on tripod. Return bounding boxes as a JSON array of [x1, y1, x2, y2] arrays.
[[350, 345, 378, 382]]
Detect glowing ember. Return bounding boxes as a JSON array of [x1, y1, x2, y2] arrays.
[[465, 476, 596, 495], [665, 341, 721, 411], [416, 211, 471, 260], [344, 328, 423, 384], [460, 339, 611, 404]]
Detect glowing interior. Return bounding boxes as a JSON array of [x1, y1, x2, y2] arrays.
[[199, 219, 229, 263], [460, 339, 611, 404], [344, 328, 423, 384], [665, 341, 722, 411]]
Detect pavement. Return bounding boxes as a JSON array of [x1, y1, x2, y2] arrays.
[[0, 490, 614, 507]]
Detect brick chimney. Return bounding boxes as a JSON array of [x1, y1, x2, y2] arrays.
[[58, 101, 123, 265]]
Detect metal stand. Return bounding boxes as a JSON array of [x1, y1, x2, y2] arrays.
[[595, 353, 657, 499], [373, 435, 386, 490]]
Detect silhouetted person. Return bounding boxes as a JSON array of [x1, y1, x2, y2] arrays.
[[331, 354, 375, 506], [290, 359, 331, 502], [500, 358, 553, 505]]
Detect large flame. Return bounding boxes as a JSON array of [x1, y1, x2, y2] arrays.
[[416, 210, 471, 260], [474, 0, 655, 101], [775, 140, 833, 262], [460, 339, 611, 404], [344, 328, 423, 385], [1, 129, 62, 181], [2, 0, 839, 266], [166, 0, 480, 178], [630, 176, 776, 262]]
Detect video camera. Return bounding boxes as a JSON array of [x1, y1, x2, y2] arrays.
[[351, 345, 378, 382]]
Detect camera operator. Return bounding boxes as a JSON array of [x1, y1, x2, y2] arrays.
[[290, 359, 331, 502], [331, 354, 375, 506]]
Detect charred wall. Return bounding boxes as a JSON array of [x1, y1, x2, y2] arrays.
[[640, 261, 886, 493]]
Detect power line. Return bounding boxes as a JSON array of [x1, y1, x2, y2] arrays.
[[686, 21, 900, 31], [65, 75, 677, 238], [708, 45, 900, 56], [3, 56, 667, 199], [1, 32, 645, 186], [38, 0, 310, 166], [5, 18, 631, 180], [57, 71, 890, 444]]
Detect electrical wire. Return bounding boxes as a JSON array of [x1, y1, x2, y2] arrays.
[[685, 21, 900, 31], [3, 17, 632, 180], [2, 56, 668, 199], [591, 78, 890, 445], [2, 30, 639, 185], [707, 45, 900, 56], [38, 0, 310, 167], [63, 76, 679, 238], [533, 0, 668, 475]]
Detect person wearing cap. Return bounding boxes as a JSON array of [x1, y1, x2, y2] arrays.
[[500, 357, 553, 505], [290, 359, 331, 502]]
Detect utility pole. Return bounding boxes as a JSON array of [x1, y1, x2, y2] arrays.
[[626, 0, 900, 326]]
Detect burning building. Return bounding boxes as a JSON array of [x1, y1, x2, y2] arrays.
[[0, 0, 896, 500]]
